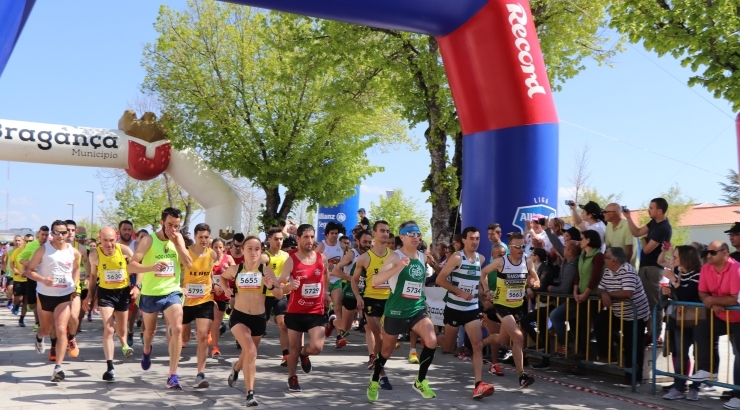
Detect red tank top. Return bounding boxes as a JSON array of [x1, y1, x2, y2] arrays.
[[212, 254, 231, 301], [286, 252, 325, 315]]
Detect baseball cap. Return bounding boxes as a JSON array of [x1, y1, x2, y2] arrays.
[[358, 208, 366, 213], [725, 222, 740, 234], [579, 201, 602, 216]]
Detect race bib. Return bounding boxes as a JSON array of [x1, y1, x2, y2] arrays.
[[358, 276, 366, 291], [373, 279, 390, 289], [301, 282, 321, 298], [186, 283, 207, 298], [155, 261, 175, 277], [79, 271, 89, 281], [458, 283, 476, 295], [213, 275, 221, 287], [402, 280, 422, 299], [506, 287, 525, 302], [104, 269, 125, 284], [237, 272, 262, 290], [52, 273, 68, 288]]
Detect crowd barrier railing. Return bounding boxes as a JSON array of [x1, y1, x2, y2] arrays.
[[651, 301, 740, 396], [522, 292, 640, 392]]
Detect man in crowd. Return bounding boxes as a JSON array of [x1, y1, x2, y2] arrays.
[[487, 223, 508, 261], [726, 222, 740, 262], [604, 203, 635, 264], [358, 208, 370, 231]]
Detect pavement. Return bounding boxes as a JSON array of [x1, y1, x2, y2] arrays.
[[0, 296, 736, 410]]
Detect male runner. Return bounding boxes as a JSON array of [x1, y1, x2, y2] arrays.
[[367, 221, 438, 401], [317, 222, 344, 341], [481, 232, 538, 388], [118, 220, 140, 348], [129, 207, 193, 390], [436, 226, 495, 398], [181, 223, 218, 388], [9, 235, 26, 318], [84, 227, 137, 381], [66, 221, 90, 341], [352, 220, 392, 377], [278, 224, 329, 392], [25, 220, 82, 382], [4, 237, 20, 309], [19, 231, 46, 336], [331, 230, 372, 348], [262, 227, 291, 365]]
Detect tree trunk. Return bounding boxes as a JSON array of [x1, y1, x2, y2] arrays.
[[447, 131, 463, 236], [261, 186, 298, 232]]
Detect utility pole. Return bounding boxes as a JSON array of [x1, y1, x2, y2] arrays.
[[67, 203, 74, 221], [86, 190, 94, 230]]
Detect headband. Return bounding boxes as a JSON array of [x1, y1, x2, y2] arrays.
[[399, 225, 421, 235]]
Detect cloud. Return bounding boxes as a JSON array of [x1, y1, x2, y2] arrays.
[[360, 185, 391, 197], [95, 194, 106, 203], [10, 196, 35, 207]]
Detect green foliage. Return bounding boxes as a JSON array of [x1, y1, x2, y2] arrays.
[[638, 185, 694, 246], [369, 189, 431, 242], [720, 169, 740, 204], [609, 1, 740, 110], [142, 1, 409, 228], [76, 217, 103, 238]]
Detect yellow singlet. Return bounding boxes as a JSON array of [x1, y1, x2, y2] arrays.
[[264, 250, 288, 297], [362, 248, 391, 300], [10, 248, 26, 283], [182, 248, 214, 306], [96, 244, 129, 290], [235, 263, 264, 294]]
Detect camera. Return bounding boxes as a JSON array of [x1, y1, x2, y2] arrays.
[[565, 200, 575, 206], [621, 206, 629, 213]]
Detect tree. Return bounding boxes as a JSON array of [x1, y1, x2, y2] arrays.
[[638, 185, 694, 246], [609, 1, 740, 110], [77, 217, 103, 238], [141, 0, 409, 230], [720, 169, 740, 204], [569, 143, 592, 206], [369, 189, 431, 243], [322, 1, 620, 245], [289, 199, 316, 225]]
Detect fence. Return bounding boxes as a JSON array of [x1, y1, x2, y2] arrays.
[[651, 301, 740, 396], [522, 292, 640, 392]]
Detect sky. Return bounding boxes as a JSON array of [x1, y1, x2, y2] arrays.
[[0, 0, 737, 233]]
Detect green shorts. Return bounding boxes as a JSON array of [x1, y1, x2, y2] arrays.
[[329, 280, 343, 292]]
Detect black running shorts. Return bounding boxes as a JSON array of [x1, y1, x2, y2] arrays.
[[229, 308, 267, 336]]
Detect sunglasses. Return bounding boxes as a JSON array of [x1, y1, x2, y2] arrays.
[[52, 230, 68, 236], [702, 249, 724, 256], [404, 232, 422, 238], [234, 242, 244, 247], [510, 244, 526, 249], [75, 234, 87, 239]]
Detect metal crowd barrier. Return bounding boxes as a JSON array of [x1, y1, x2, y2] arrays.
[[522, 292, 640, 392], [651, 301, 740, 395]]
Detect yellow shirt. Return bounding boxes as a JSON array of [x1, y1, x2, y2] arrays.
[[182, 248, 214, 306], [96, 244, 129, 289], [10, 248, 26, 283], [362, 248, 391, 300], [264, 250, 288, 297]]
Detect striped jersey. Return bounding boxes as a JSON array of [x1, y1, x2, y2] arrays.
[[597, 263, 650, 321], [443, 251, 482, 311]]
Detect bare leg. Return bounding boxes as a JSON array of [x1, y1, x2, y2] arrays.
[[100, 307, 116, 360], [195, 317, 212, 373], [163, 303, 184, 375]]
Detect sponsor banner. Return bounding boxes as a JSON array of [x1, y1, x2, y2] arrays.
[[424, 286, 447, 327], [511, 202, 557, 233], [317, 185, 360, 242]]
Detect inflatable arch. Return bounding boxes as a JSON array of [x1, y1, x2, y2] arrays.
[[2, 0, 558, 253]]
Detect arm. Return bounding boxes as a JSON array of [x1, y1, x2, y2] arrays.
[[85, 250, 99, 310], [625, 244, 634, 264], [261, 253, 283, 299], [570, 205, 586, 231], [526, 258, 540, 289], [657, 248, 671, 269], [545, 228, 564, 258], [435, 253, 470, 300], [126, 235, 166, 275], [71, 249, 81, 293], [373, 252, 404, 286], [331, 251, 354, 281], [171, 232, 193, 270], [23, 246, 49, 285], [624, 211, 649, 237], [315, 242, 325, 253]]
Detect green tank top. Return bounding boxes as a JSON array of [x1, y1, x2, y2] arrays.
[[141, 234, 181, 296], [383, 250, 427, 319], [343, 249, 360, 299]]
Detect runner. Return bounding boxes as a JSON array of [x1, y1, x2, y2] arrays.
[[262, 227, 290, 365], [277, 223, 329, 392], [9, 235, 25, 317], [367, 220, 437, 402], [84, 227, 137, 381], [435, 226, 495, 399], [316, 222, 344, 342], [118, 220, 140, 348], [220, 235, 282, 406], [18, 231, 45, 336], [25, 220, 82, 382], [209, 237, 235, 358], [352, 220, 392, 383], [180, 223, 219, 388], [331, 229, 372, 348], [129, 207, 193, 390], [66, 221, 90, 344], [4, 237, 18, 309], [480, 232, 538, 389], [228, 233, 245, 349]]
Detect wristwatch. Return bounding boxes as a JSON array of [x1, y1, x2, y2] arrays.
[[136, 284, 142, 290]]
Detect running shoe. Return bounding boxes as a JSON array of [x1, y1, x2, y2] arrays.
[[413, 378, 436, 399], [335, 336, 347, 349], [51, 366, 65, 382], [32, 323, 39, 332], [48, 346, 56, 361], [207, 332, 213, 346], [379, 375, 393, 390], [518, 373, 535, 389], [141, 347, 152, 371], [34, 336, 45, 354], [68, 338, 80, 358], [367, 354, 376, 370], [87, 313, 92, 322], [473, 381, 495, 399], [11, 306, 18, 315], [663, 388, 685, 400], [408, 351, 419, 364], [219, 322, 227, 335], [300, 354, 312, 374], [687, 389, 699, 401], [690, 370, 718, 382], [367, 380, 380, 402], [6, 301, 11, 309], [228, 365, 239, 387], [167, 374, 182, 390], [127, 333, 134, 347], [280, 354, 288, 367], [287, 375, 301, 392], [122, 345, 134, 358], [102, 369, 115, 382], [211, 346, 221, 357], [246, 393, 258, 407], [194, 372, 209, 389], [325, 314, 336, 337], [18, 319, 25, 327], [489, 364, 504, 376], [136, 318, 142, 327]]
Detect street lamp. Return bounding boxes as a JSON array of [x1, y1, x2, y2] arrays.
[[67, 203, 74, 220], [86, 191, 94, 230]]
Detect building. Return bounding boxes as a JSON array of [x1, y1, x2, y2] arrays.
[[0, 228, 35, 242], [681, 203, 740, 246]]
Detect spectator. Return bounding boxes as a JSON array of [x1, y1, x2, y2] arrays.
[[357, 208, 370, 230], [726, 222, 740, 262], [548, 241, 582, 360], [521, 248, 554, 355], [689, 241, 740, 409], [487, 223, 509, 261], [604, 203, 635, 264], [427, 242, 449, 274], [570, 200, 606, 251], [661, 245, 702, 401], [548, 218, 565, 245], [547, 225, 581, 262], [525, 217, 552, 256], [281, 219, 298, 240], [568, 230, 604, 359], [452, 235, 463, 252], [595, 247, 650, 388], [624, 197, 672, 344]]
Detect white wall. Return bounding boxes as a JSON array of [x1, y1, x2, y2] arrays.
[[687, 225, 730, 246]]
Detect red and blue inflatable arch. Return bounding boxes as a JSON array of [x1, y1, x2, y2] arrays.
[[1, 0, 559, 250]]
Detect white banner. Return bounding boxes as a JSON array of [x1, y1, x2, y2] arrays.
[[424, 286, 447, 327]]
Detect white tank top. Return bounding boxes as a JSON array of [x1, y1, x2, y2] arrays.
[[36, 242, 76, 297], [322, 240, 344, 284], [119, 239, 137, 252], [344, 249, 360, 275]]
